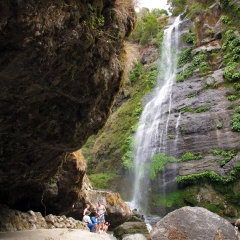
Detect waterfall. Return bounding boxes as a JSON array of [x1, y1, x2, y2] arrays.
[[131, 16, 182, 212], [173, 113, 181, 153]]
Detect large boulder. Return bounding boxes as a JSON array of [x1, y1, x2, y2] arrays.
[[71, 189, 132, 229], [149, 207, 238, 240], [39, 150, 92, 215], [114, 222, 149, 240]]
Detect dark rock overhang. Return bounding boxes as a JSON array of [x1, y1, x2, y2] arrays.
[[0, 0, 136, 211]]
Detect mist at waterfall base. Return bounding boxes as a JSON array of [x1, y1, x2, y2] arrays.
[[128, 16, 185, 219]]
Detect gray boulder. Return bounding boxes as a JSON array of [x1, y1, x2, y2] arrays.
[[114, 222, 149, 240], [150, 206, 238, 240], [123, 234, 147, 240]]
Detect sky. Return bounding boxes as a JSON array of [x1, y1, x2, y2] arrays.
[[138, 0, 168, 10]]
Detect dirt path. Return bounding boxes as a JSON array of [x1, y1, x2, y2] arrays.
[[0, 228, 116, 240]]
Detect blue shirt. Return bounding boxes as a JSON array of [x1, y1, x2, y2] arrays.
[[91, 216, 99, 224]]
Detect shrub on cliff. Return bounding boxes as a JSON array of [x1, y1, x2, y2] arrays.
[[231, 113, 240, 132], [129, 8, 168, 45]]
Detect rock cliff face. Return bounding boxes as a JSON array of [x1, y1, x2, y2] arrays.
[[147, 2, 240, 217], [79, 1, 240, 220], [0, 0, 136, 212]]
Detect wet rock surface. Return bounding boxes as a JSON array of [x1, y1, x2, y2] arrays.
[[162, 66, 240, 158], [140, 3, 240, 219]]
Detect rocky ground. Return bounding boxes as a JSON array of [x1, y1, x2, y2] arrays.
[[0, 228, 116, 240]]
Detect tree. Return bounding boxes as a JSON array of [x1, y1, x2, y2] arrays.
[[141, 13, 159, 43]]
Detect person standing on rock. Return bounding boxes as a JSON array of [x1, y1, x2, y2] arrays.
[[83, 204, 90, 216], [82, 210, 95, 232], [97, 200, 106, 232]]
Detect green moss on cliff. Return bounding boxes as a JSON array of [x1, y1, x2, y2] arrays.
[[149, 176, 240, 217], [82, 61, 158, 178], [167, 0, 187, 16]]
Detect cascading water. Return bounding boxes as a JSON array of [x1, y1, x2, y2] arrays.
[[131, 16, 182, 213]]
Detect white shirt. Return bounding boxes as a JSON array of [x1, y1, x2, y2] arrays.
[[83, 215, 92, 224], [97, 204, 106, 215]]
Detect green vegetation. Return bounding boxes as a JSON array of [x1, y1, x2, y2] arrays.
[[223, 62, 240, 82], [151, 190, 186, 209], [204, 81, 218, 89], [82, 57, 160, 178], [181, 105, 210, 113], [129, 8, 168, 45], [129, 61, 158, 92], [222, 30, 240, 81], [177, 162, 240, 185], [121, 136, 135, 169], [147, 151, 203, 180], [156, 31, 165, 49], [234, 83, 240, 90], [187, 93, 194, 98], [176, 52, 209, 82], [230, 102, 240, 132], [88, 173, 114, 189], [213, 149, 237, 166], [177, 48, 192, 68], [84, 4, 105, 31], [219, 0, 240, 26], [150, 173, 240, 216], [81, 135, 96, 164], [221, 15, 232, 25], [227, 94, 237, 101], [195, 106, 210, 113], [237, 106, 240, 113], [185, 1, 215, 21], [181, 106, 194, 113], [217, 122, 223, 129], [133, 102, 144, 116], [181, 152, 202, 161], [146, 65, 158, 89], [148, 153, 178, 180], [231, 113, 240, 132], [129, 61, 144, 82], [167, 0, 187, 16], [183, 32, 196, 45], [220, 16, 240, 133]]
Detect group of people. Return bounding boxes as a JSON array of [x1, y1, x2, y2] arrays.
[[82, 201, 110, 233]]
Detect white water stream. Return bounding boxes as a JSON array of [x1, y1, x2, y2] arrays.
[[131, 16, 182, 212]]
